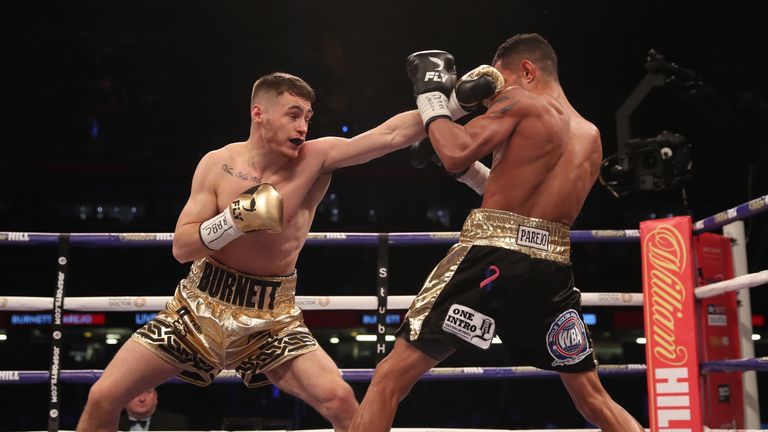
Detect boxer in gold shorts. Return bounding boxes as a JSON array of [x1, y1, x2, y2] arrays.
[[133, 256, 317, 388], [76, 72, 501, 432]]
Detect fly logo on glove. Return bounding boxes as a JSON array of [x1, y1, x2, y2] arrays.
[[424, 71, 448, 82], [424, 57, 450, 82], [199, 183, 283, 251], [406, 50, 457, 129], [428, 56, 445, 69]]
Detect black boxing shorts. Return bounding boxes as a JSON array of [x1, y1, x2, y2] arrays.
[[132, 257, 318, 387], [398, 208, 597, 373]]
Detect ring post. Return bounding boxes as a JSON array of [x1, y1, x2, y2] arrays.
[[376, 233, 390, 364], [640, 216, 702, 431], [723, 221, 761, 427], [48, 234, 70, 432], [695, 232, 743, 427]]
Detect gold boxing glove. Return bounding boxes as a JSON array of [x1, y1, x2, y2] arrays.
[[199, 183, 283, 250]]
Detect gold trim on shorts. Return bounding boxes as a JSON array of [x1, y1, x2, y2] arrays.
[[405, 208, 571, 340], [405, 244, 471, 340], [459, 208, 570, 264], [132, 257, 318, 388]]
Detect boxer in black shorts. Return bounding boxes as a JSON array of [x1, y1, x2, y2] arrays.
[[400, 208, 595, 373], [351, 34, 644, 432]]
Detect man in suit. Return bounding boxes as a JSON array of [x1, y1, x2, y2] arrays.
[[118, 388, 189, 431]]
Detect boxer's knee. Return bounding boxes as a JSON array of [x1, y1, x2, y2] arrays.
[[369, 355, 415, 402], [83, 379, 124, 416], [572, 391, 612, 425], [319, 381, 358, 426]]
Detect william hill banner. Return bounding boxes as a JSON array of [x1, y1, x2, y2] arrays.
[[640, 216, 702, 431]]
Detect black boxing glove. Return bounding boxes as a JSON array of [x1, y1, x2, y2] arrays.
[[409, 137, 465, 175], [406, 50, 457, 130], [453, 65, 505, 112], [409, 138, 490, 195], [408, 138, 442, 169]]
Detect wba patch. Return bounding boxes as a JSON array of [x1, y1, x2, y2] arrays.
[[546, 309, 592, 366], [442, 304, 495, 349]]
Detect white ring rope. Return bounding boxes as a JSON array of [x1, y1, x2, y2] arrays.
[[694, 269, 768, 299], [19, 428, 768, 432], [3, 266, 766, 312], [0, 292, 644, 312], [23, 429, 605, 432]]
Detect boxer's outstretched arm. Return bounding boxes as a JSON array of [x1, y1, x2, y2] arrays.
[[319, 110, 425, 172]]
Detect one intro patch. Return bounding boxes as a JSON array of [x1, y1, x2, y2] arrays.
[[442, 304, 495, 349]]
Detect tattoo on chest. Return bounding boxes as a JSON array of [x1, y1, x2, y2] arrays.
[[222, 163, 261, 183]]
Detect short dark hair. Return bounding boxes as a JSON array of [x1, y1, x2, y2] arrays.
[[492, 33, 559, 81], [251, 72, 315, 105]]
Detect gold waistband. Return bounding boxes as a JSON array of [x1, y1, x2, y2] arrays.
[[459, 208, 571, 264], [186, 257, 297, 309]]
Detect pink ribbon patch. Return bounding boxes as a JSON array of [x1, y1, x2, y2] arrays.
[[480, 265, 500, 290]]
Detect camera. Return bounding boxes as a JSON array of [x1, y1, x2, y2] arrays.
[[600, 131, 692, 197]]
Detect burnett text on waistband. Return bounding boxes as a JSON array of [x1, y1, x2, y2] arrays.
[[197, 262, 279, 309]]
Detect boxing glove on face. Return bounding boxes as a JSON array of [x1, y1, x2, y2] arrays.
[[442, 64, 506, 121], [454, 65, 505, 111], [406, 50, 457, 129]]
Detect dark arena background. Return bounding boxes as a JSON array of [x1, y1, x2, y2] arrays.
[[2, 0, 767, 430]]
